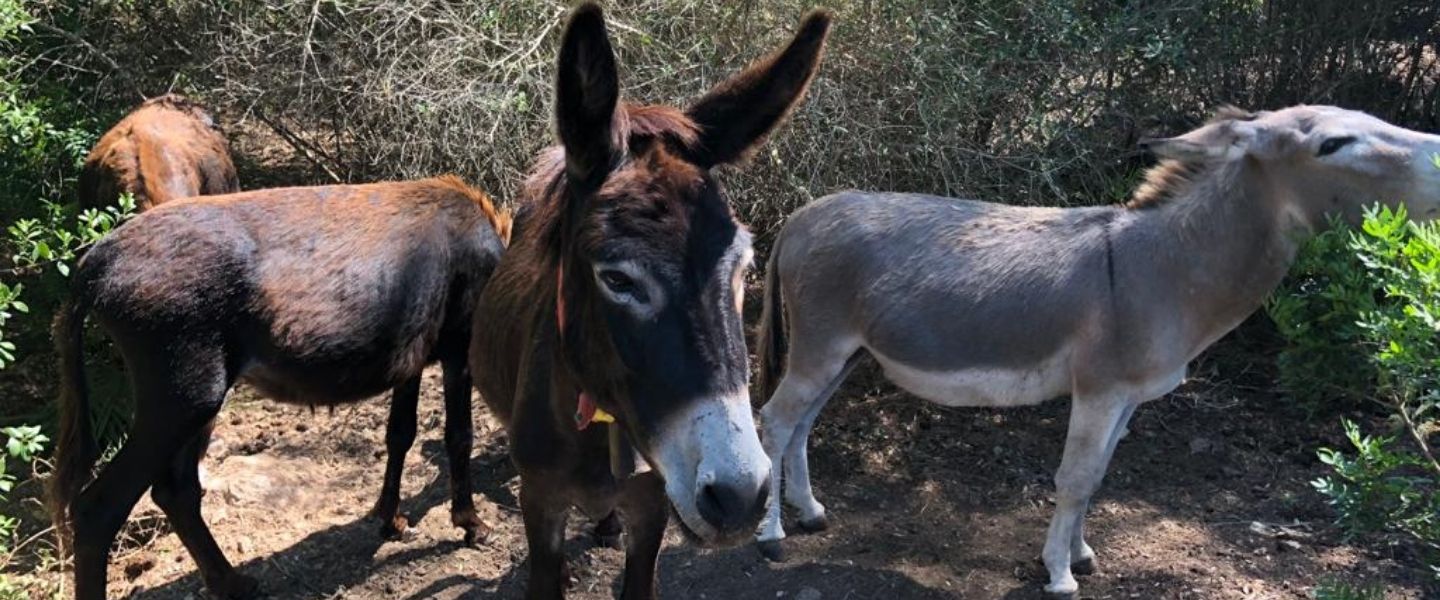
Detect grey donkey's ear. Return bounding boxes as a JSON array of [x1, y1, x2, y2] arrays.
[[1140, 118, 1258, 162], [1139, 105, 1309, 163]]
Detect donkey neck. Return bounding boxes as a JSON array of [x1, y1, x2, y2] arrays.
[[1127, 159, 1302, 342]]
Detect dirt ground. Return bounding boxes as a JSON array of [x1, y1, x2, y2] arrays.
[[24, 319, 1414, 600]]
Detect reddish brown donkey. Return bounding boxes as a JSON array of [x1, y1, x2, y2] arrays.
[[79, 94, 240, 211], [50, 176, 511, 599], [469, 4, 831, 598]]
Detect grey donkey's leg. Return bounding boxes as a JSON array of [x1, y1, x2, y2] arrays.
[[1042, 395, 1135, 597], [756, 351, 858, 562], [1067, 402, 1137, 575], [782, 354, 862, 533]]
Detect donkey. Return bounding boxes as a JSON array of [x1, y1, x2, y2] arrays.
[[51, 176, 511, 600], [79, 94, 239, 211], [754, 106, 1440, 597], [469, 4, 830, 598]]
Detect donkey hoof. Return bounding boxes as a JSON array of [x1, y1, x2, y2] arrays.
[[1070, 556, 1096, 576], [756, 539, 787, 563], [379, 515, 411, 540], [797, 514, 829, 533], [461, 522, 492, 547], [1043, 580, 1079, 599], [453, 507, 492, 546], [212, 572, 260, 600]]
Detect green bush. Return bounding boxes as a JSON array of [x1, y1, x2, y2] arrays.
[[1266, 219, 1380, 408], [0, 424, 48, 598], [1313, 578, 1384, 600], [1274, 205, 1440, 572], [0, 3, 132, 593]]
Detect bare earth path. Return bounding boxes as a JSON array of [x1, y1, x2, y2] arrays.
[[82, 324, 1433, 600]]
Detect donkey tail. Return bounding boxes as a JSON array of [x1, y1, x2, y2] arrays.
[[757, 234, 789, 403], [49, 297, 96, 546]]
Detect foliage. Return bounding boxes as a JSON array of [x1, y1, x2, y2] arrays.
[[1, 195, 134, 368], [13, 1, 1437, 238], [0, 424, 47, 597], [1267, 219, 1379, 408], [1312, 578, 1384, 600], [1314, 419, 1438, 548], [0, 5, 132, 592], [1277, 206, 1440, 568]]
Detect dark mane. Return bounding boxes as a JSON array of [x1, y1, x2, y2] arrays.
[[1127, 105, 1257, 209]]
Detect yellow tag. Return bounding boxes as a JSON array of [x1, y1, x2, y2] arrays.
[[592, 407, 616, 423]]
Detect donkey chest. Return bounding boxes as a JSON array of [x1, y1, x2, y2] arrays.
[[871, 350, 1072, 407]]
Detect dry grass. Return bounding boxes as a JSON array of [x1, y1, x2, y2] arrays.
[[15, 0, 1440, 236]]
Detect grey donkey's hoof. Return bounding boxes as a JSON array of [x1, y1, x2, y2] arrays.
[[1070, 556, 1096, 576], [796, 514, 829, 533], [756, 539, 787, 562]]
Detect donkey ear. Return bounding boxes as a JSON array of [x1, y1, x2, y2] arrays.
[[685, 10, 833, 168], [556, 3, 621, 190], [1140, 119, 1257, 162]]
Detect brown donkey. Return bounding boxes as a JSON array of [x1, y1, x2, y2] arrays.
[[79, 94, 239, 211], [51, 176, 511, 600], [469, 4, 830, 598]]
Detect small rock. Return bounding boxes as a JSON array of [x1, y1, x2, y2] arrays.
[[1277, 539, 1303, 552], [797, 587, 822, 600]]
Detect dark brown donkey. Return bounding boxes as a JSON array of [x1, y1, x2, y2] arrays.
[[50, 176, 511, 600], [79, 94, 239, 211], [469, 4, 830, 598]]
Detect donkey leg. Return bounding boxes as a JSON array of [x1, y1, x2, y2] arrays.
[[617, 474, 667, 600], [520, 477, 570, 600], [442, 357, 489, 545], [783, 364, 853, 534], [72, 340, 230, 600], [756, 354, 854, 561], [70, 430, 176, 600], [152, 421, 258, 599], [755, 375, 814, 560], [1069, 402, 1138, 576], [1042, 396, 1134, 597], [372, 376, 420, 539]]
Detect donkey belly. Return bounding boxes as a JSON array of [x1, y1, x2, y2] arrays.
[[871, 349, 1071, 407]]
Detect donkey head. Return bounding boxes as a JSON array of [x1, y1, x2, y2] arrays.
[[1141, 105, 1440, 227], [546, 4, 830, 546]]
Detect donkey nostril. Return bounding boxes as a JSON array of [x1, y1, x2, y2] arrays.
[[697, 479, 771, 532], [696, 483, 729, 529]]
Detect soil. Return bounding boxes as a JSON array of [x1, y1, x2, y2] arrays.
[[27, 319, 1424, 600]]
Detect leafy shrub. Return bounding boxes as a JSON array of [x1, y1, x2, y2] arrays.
[[1266, 219, 1379, 407], [1315, 419, 1438, 548], [1312, 578, 1384, 600], [1275, 205, 1440, 570], [0, 424, 47, 597]]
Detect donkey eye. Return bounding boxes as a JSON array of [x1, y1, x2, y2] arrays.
[[1317, 136, 1356, 157], [599, 270, 639, 296]]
